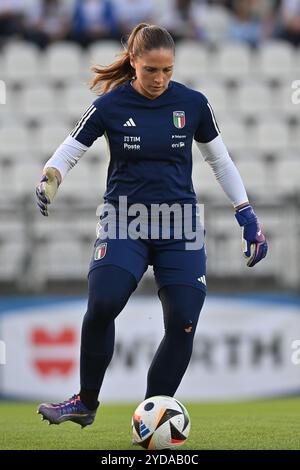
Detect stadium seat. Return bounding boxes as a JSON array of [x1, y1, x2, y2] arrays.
[[87, 40, 122, 68], [63, 84, 95, 122], [37, 121, 71, 161], [256, 207, 297, 279], [276, 157, 300, 195], [0, 84, 17, 126], [204, 211, 244, 274], [19, 85, 60, 124], [197, 82, 228, 116], [14, 161, 42, 196], [235, 160, 266, 196], [255, 120, 290, 156], [175, 42, 210, 84], [294, 47, 300, 78], [256, 41, 295, 83], [290, 120, 300, 149], [0, 165, 15, 198], [59, 156, 107, 201], [200, 5, 231, 45], [235, 82, 274, 121], [0, 55, 3, 83], [72, 214, 98, 240], [0, 236, 25, 281], [42, 42, 83, 84], [215, 43, 252, 83], [2, 41, 41, 85], [0, 124, 31, 162], [219, 120, 253, 155], [37, 239, 89, 280], [192, 142, 226, 200]]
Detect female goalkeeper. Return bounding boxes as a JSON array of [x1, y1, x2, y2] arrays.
[[36, 23, 268, 427]]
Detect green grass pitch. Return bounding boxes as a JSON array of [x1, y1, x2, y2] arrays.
[[0, 398, 300, 450]]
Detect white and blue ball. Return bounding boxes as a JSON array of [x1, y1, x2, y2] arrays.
[[132, 395, 191, 450]]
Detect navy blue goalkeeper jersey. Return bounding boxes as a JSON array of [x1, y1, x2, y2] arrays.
[[70, 80, 219, 205]]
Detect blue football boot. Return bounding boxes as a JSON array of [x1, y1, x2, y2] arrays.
[[37, 394, 98, 428]]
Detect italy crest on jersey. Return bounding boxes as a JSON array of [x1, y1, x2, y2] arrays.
[[173, 111, 185, 129], [94, 242, 107, 260]]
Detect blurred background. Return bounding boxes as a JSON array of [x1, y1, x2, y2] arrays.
[[0, 0, 299, 404]]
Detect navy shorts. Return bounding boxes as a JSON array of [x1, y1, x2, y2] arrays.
[[89, 234, 207, 293]]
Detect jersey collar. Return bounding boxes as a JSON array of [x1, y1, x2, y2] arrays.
[[126, 79, 173, 102]]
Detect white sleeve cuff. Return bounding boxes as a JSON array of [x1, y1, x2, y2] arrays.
[[195, 134, 248, 207], [44, 135, 89, 180]]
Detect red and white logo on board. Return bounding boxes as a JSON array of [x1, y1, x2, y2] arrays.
[[31, 327, 77, 376]]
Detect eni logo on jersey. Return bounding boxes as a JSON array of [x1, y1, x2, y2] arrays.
[[173, 111, 185, 129]]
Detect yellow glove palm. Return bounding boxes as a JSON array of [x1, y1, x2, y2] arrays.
[[36, 167, 59, 216]]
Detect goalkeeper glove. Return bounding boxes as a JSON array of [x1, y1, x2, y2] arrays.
[[235, 204, 268, 267], [36, 167, 59, 217]]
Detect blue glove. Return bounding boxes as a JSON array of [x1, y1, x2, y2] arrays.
[[235, 205, 268, 267]]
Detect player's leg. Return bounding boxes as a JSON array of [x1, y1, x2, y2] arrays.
[[37, 265, 137, 427], [146, 233, 207, 398], [79, 265, 136, 409], [145, 284, 206, 398], [38, 237, 148, 426]]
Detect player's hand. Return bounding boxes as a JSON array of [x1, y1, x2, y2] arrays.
[[36, 167, 59, 216], [235, 204, 268, 267]]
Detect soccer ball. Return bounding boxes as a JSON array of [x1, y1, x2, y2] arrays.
[[132, 395, 191, 450]]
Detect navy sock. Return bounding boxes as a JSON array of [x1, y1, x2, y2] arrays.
[[80, 265, 136, 397], [145, 285, 206, 398], [79, 389, 99, 411]]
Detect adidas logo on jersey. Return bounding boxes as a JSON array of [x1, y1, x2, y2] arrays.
[[123, 118, 136, 127]]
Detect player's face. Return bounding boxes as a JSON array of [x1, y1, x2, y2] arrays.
[[130, 48, 174, 99]]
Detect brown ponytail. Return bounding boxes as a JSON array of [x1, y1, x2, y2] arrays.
[[90, 23, 175, 95]]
